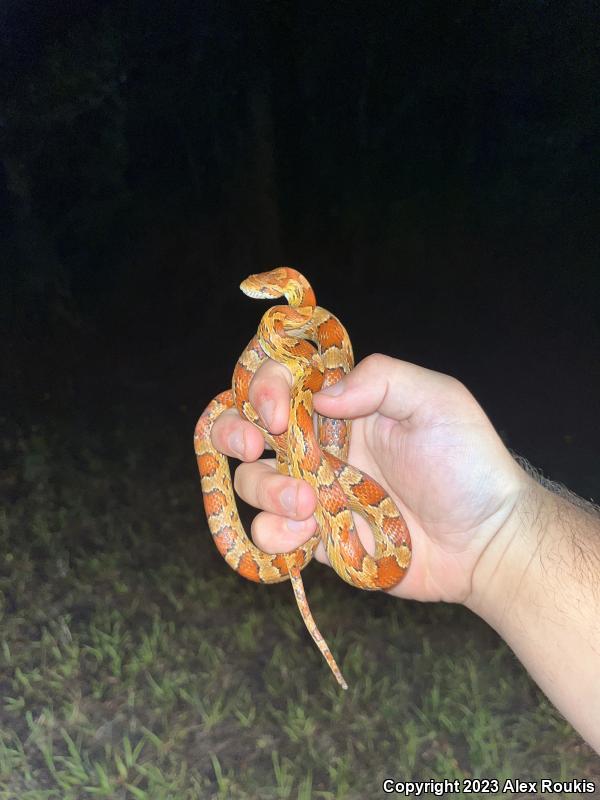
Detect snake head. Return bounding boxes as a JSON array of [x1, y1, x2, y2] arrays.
[[240, 268, 316, 308]]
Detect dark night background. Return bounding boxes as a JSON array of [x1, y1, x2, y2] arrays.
[[3, 0, 599, 495]]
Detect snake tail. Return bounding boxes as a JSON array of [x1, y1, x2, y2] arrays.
[[286, 556, 348, 690]]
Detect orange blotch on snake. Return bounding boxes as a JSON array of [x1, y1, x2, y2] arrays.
[[204, 489, 227, 517], [271, 553, 291, 575], [336, 520, 367, 570], [238, 552, 261, 582], [198, 453, 220, 477], [272, 551, 304, 575], [322, 366, 345, 387], [375, 555, 406, 588], [213, 526, 236, 556], [317, 317, 344, 349], [295, 404, 320, 466], [303, 366, 324, 394], [352, 478, 386, 507], [233, 362, 253, 397], [292, 340, 315, 360], [319, 418, 348, 451], [317, 481, 348, 516], [383, 516, 411, 547]]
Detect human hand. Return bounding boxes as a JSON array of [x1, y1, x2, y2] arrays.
[[209, 353, 527, 605]]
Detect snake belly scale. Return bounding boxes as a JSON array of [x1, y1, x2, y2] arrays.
[[194, 268, 411, 689]]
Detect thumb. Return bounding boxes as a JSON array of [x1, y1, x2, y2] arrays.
[[314, 353, 455, 422]]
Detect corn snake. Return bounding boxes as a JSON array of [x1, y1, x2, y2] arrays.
[[194, 268, 411, 688]]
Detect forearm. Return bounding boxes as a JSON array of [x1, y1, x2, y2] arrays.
[[467, 469, 600, 752]]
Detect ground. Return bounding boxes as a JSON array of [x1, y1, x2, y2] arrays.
[[2, 374, 599, 799]]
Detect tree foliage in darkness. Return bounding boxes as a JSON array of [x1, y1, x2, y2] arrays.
[[2, 0, 598, 372]]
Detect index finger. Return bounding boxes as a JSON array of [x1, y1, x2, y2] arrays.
[[248, 357, 293, 434]]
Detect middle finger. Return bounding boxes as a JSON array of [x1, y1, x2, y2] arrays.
[[234, 458, 318, 520]]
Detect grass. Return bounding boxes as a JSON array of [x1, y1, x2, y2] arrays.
[[1, 411, 598, 800]]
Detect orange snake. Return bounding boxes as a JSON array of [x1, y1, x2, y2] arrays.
[[194, 268, 411, 688]]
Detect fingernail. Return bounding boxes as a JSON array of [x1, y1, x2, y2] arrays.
[[228, 429, 245, 459], [286, 518, 307, 532], [280, 485, 297, 514], [319, 380, 344, 396], [257, 397, 275, 430]]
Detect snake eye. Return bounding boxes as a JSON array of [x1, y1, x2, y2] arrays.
[[240, 281, 268, 299]]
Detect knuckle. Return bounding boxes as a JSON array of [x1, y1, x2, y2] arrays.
[[210, 427, 227, 454], [233, 462, 260, 503], [363, 352, 389, 372], [255, 477, 271, 511], [444, 373, 469, 397], [248, 379, 272, 412], [210, 411, 236, 450], [263, 358, 292, 383], [297, 481, 316, 513], [256, 472, 280, 512], [250, 512, 272, 548], [250, 363, 290, 399], [249, 514, 263, 545], [232, 463, 246, 497]]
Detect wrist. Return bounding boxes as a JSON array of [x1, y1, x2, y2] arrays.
[[465, 471, 546, 627]]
